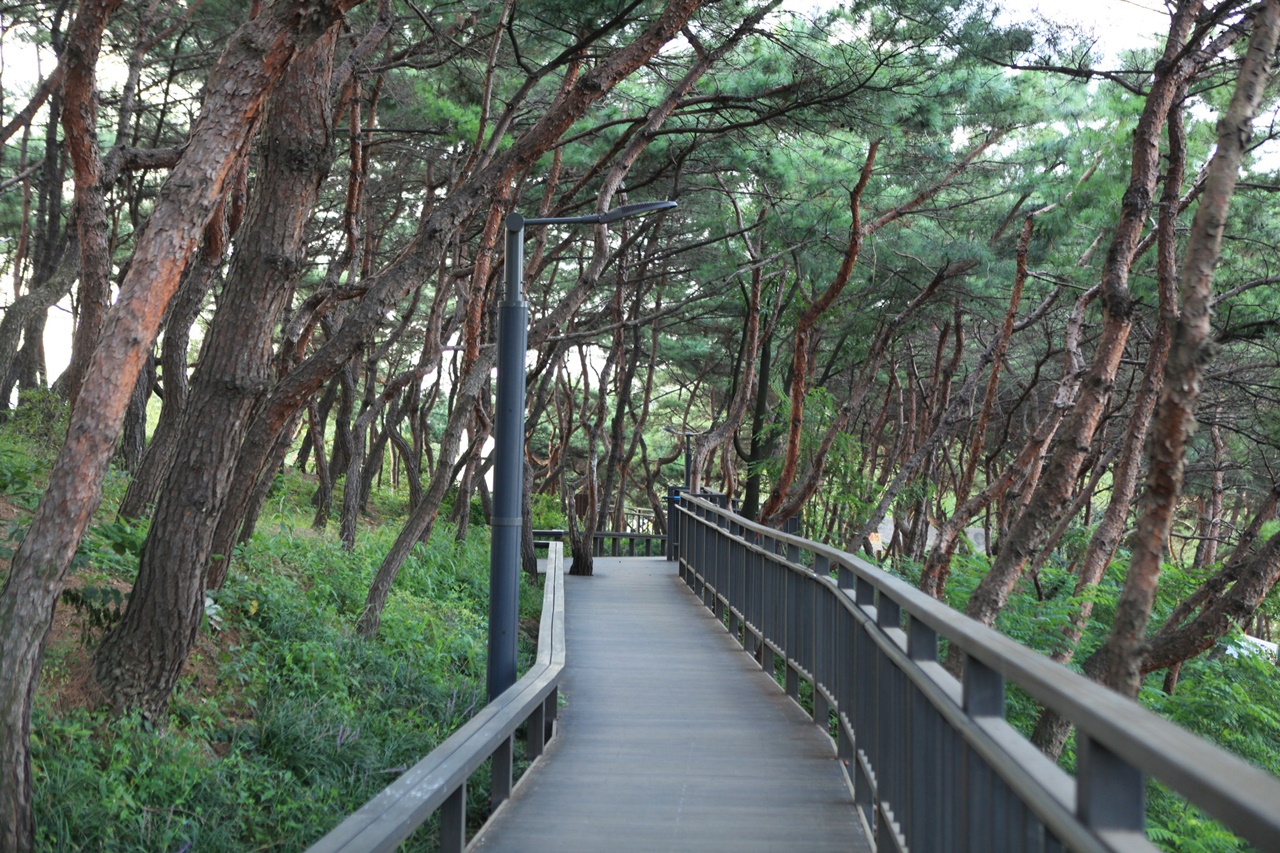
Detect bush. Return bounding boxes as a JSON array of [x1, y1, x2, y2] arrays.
[[530, 493, 567, 529], [5, 388, 67, 447]]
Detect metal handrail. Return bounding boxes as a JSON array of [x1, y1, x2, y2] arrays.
[[673, 493, 1280, 853], [306, 542, 567, 853]]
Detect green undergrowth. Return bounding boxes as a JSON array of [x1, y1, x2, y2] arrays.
[[2, 414, 542, 852]]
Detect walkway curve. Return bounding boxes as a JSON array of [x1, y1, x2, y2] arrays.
[[470, 556, 869, 853]]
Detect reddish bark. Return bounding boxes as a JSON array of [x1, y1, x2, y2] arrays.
[[761, 132, 1002, 525], [918, 220, 1034, 595], [0, 3, 362, 846], [963, 2, 1205, 628], [59, 0, 123, 410], [760, 146, 877, 520], [92, 24, 345, 717], [1044, 100, 1187, 667], [1100, 1, 1280, 696]]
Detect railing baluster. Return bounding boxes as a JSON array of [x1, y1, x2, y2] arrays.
[[785, 558, 799, 699], [666, 488, 678, 562], [962, 658, 1002, 853], [715, 521, 728, 621], [761, 538, 777, 678], [696, 503, 706, 597], [492, 735, 513, 807], [441, 782, 467, 853], [728, 529, 741, 644], [812, 554, 830, 726], [855, 574, 875, 609], [528, 699, 546, 760], [1077, 734, 1145, 834], [876, 591, 901, 631], [745, 531, 758, 658], [963, 656, 1004, 718]]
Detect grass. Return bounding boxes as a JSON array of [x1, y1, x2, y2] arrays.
[[0, 404, 541, 852]]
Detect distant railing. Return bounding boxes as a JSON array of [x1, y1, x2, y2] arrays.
[[306, 542, 566, 853], [672, 493, 1280, 853], [622, 506, 656, 534], [592, 531, 665, 557], [530, 528, 667, 558]]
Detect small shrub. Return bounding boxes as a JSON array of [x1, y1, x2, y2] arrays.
[[0, 446, 34, 494], [5, 388, 67, 445], [530, 493, 567, 529], [77, 517, 148, 579]]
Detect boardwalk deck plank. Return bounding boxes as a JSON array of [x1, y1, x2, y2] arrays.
[[470, 556, 869, 853]]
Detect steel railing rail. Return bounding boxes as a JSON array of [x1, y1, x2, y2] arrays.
[[305, 542, 566, 853], [672, 493, 1280, 853]]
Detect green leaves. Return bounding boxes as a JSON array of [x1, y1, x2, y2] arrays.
[[58, 585, 129, 645]]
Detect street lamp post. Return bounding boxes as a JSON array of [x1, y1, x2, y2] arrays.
[[662, 425, 701, 490], [487, 200, 677, 701], [660, 425, 701, 565]]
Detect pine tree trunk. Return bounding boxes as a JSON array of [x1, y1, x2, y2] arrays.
[[93, 25, 343, 718], [0, 3, 356, 845], [1099, 3, 1280, 696], [59, 0, 123, 411], [117, 250, 221, 518]]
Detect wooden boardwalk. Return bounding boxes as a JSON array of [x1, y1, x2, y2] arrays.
[[470, 556, 869, 853]]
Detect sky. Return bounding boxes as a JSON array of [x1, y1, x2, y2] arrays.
[[777, 0, 1171, 61], [994, 0, 1169, 60]]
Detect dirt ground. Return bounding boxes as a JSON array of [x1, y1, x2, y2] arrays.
[[0, 496, 233, 716]]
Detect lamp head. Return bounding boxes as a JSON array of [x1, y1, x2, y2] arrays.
[[596, 200, 678, 223], [519, 200, 677, 229]]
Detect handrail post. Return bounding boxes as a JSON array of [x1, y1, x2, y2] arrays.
[[492, 736, 513, 807], [441, 784, 467, 853], [1078, 735, 1145, 833], [906, 615, 940, 851], [528, 697, 547, 760], [812, 553, 830, 727], [667, 486, 681, 563]]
